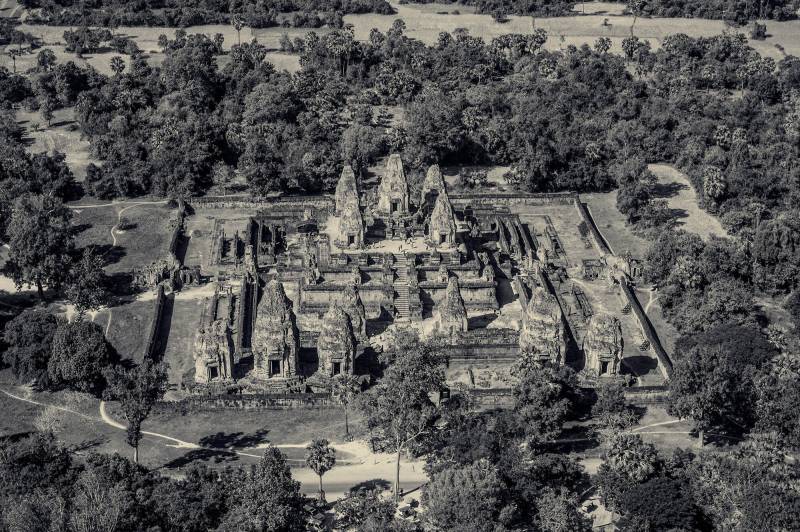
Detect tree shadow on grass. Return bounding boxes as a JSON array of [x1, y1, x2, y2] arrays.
[[161, 448, 241, 469], [198, 429, 271, 450], [650, 181, 687, 199], [349, 479, 392, 494], [70, 435, 109, 453]]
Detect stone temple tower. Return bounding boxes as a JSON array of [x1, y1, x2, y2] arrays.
[[316, 306, 356, 377], [420, 164, 446, 208], [428, 190, 457, 246], [335, 164, 359, 216], [437, 276, 468, 337], [252, 279, 299, 379], [583, 313, 623, 376], [518, 286, 566, 365], [377, 154, 410, 215], [339, 284, 367, 342]]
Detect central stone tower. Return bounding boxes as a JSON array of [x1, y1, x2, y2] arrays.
[[377, 154, 410, 215], [251, 279, 299, 379]]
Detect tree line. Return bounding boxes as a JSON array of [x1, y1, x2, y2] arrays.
[[20, 0, 395, 27]]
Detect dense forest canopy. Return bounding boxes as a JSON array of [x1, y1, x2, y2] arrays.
[[20, 0, 395, 27], [401, 0, 800, 22]]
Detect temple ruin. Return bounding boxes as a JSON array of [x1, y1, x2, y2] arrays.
[[518, 286, 566, 365], [584, 313, 624, 377], [178, 151, 665, 395]]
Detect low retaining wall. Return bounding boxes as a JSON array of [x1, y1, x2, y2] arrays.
[[191, 194, 334, 214], [158, 392, 336, 411], [450, 192, 578, 207], [619, 279, 673, 379], [624, 385, 670, 405], [142, 285, 167, 361], [573, 200, 613, 256]]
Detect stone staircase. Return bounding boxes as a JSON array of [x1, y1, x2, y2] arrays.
[[394, 254, 410, 321]]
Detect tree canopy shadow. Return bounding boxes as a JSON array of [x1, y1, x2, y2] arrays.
[[161, 448, 241, 469], [348, 479, 392, 494], [650, 181, 687, 199], [198, 429, 271, 450]]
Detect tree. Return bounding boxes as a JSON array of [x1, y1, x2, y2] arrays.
[[755, 354, 800, 447], [359, 335, 444, 502], [219, 446, 305, 531], [331, 373, 361, 437], [103, 360, 168, 463], [48, 320, 113, 393], [231, 13, 244, 46], [65, 247, 109, 316], [157, 34, 169, 53], [627, 0, 646, 37], [512, 362, 578, 447], [597, 433, 661, 506], [594, 37, 612, 54], [604, 433, 659, 482], [617, 477, 698, 532], [36, 49, 57, 72], [109, 56, 125, 76], [669, 324, 777, 440], [340, 124, 385, 180], [305, 439, 336, 501], [422, 460, 511, 532], [537, 488, 592, 532], [592, 379, 638, 431], [4, 194, 74, 301], [2, 310, 60, 386], [336, 488, 396, 529]]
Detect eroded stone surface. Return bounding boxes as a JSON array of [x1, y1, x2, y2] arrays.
[[518, 286, 566, 365]]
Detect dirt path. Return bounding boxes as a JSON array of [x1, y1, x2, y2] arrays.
[[648, 164, 727, 241], [70, 199, 169, 335]]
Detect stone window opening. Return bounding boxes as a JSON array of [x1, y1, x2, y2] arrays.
[[209, 366, 219, 380], [333, 362, 341, 375], [270, 359, 281, 377], [391, 200, 399, 213], [600, 360, 609, 375], [439, 233, 447, 244], [348, 234, 355, 246]]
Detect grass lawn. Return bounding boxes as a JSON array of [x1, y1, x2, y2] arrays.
[[107, 203, 175, 274], [162, 298, 203, 384], [14, 107, 97, 181], [105, 299, 154, 362], [582, 190, 651, 258], [648, 164, 727, 241], [72, 204, 120, 251]]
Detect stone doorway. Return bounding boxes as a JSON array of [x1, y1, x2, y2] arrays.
[[270, 359, 281, 377]]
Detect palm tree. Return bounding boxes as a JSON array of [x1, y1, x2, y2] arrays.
[[110, 56, 125, 76], [331, 373, 361, 437], [231, 13, 244, 46], [305, 439, 336, 502]]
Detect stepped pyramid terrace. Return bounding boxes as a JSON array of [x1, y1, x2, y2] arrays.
[[172, 152, 671, 395]]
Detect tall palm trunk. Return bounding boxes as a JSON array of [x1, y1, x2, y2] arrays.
[[394, 448, 401, 503]]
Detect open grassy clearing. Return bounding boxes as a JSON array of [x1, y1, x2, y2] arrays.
[[108, 401, 361, 450], [648, 164, 728, 241], [106, 203, 176, 273], [582, 190, 651, 258], [105, 299, 153, 362], [13, 107, 97, 181], [161, 298, 203, 384]]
